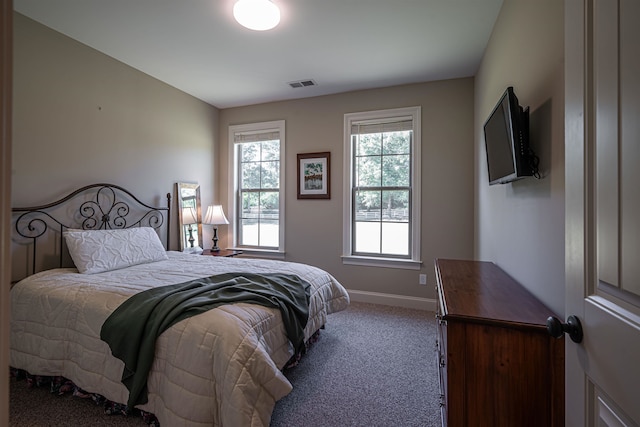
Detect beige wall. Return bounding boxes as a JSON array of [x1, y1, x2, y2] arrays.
[[219, 79, 475, 302], [12, 13, 219, 253], [474, 0, 565, 315]]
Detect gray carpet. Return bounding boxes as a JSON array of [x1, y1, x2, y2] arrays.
[[10, 301, 440, 426], [271, 302, 440, 427]]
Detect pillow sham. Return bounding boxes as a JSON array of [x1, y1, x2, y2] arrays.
[[64, 227, 168, 274]]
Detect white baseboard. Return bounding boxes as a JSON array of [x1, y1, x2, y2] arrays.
[[346, 289, 436, 312]]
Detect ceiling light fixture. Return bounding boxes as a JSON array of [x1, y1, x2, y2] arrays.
[[233, 0, 281, 31]]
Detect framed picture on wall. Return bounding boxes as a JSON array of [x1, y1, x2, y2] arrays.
[[297, 152, 330, 199]]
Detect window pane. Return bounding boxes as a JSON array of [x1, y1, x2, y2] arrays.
[[355, 190, 381, 221], [356, 156, 381, 187], [261, 161, 279, 189], [382, 154, 410, 187], [382, 190, 409, 221], [259, 191, 277, 211], [241, 162, 261, 189], [355, 133, 382, 156], [239, 218, 259, 246], [259, 219, 279, 247], [241, 192, 259, 217], [261, 140, 279, 161], [241, 142, 260, 162], [381, 222, 409, 255], [355, 221, 381, 253], [383, 131, 411, 155]]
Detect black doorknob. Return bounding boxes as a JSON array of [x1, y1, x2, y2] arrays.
[[546, 315, 583, 343]]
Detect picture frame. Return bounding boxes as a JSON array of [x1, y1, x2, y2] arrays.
[[297, 152, 331, 199]]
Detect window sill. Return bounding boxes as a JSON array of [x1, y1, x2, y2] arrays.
[[229, 247, 285, 261], [341, 255, 422, 270]]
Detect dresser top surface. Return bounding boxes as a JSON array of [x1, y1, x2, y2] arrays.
[[435, 258, 558, 328]]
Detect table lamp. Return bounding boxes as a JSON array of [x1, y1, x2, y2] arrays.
[[203, 205, 229, 251]]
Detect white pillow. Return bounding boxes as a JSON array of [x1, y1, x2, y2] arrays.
[[64, 227, 168, 274]]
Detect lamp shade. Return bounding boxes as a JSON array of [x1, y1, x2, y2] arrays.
[[203, 205, 229, 225], [182, 207, 197, 225], [233, 0, 280, 31]]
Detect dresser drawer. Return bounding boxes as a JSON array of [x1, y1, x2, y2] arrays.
[[436, 344, 447, 425], [435, 299, 448, 425]]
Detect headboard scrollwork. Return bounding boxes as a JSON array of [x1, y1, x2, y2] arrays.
[[12, 183, 171, 281]]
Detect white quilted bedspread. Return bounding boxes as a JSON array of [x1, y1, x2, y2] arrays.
[[10, 252, 350, 426]]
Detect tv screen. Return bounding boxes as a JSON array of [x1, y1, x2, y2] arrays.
[[483, 87, 533, 185]]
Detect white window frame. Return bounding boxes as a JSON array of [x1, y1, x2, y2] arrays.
[[342, 107, 422, 270], [228, 120, 285, 259]]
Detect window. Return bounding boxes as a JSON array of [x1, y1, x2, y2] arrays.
[[229, 120, 285, 255], [343, 107, 421, 269]]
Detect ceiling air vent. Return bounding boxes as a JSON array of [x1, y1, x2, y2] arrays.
[[288, 79, 317, 89]]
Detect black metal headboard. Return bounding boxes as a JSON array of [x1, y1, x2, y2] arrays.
[[11, 183, 171, 281]]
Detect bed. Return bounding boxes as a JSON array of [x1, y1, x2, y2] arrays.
[[10, 183, 350, 426]]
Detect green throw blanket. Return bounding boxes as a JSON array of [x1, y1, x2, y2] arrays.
[[100, 272, 311, 409]]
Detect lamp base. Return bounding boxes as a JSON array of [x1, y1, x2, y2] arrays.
[[211, 227, 220, 252]]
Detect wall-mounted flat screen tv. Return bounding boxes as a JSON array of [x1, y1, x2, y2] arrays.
[[483, 86, 536, 185]]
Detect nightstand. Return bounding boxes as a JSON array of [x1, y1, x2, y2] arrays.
[[201, 249, 243, 257]]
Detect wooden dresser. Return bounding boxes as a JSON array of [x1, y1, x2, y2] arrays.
[[434, 258, 564, 427]]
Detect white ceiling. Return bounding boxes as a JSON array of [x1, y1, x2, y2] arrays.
[[14, 0, 504, 109]]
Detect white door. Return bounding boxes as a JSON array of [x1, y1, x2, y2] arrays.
[[565, 0, 640, 426]]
